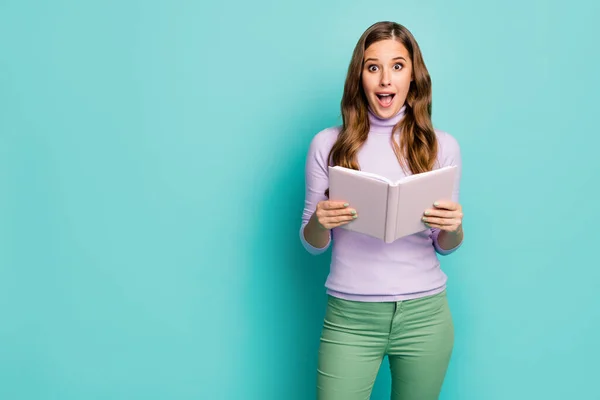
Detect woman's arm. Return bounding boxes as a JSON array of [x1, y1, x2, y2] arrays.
[[299, 129, 335, 254], [437, 224, 463, 250], [302, 212, 331, 250], [429, 132, 464, 255]]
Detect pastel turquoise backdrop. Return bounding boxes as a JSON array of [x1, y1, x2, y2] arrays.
[[1, 0, 599, 399]]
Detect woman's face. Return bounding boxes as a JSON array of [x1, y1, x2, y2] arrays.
[[361, 39, 413, 119]]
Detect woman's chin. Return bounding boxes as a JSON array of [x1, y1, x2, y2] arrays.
[[371, 104, 400, 119]]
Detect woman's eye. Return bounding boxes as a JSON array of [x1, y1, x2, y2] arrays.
[[394, 63, 403, 70], [368, 65, 378, 72]]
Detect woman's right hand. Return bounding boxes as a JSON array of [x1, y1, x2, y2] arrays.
[[314, 200, 358, 230]]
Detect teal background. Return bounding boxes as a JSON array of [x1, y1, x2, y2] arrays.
[[1, 0, 599, 399]]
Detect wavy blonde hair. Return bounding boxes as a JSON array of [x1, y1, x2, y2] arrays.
[[328, 21, 438, 176]]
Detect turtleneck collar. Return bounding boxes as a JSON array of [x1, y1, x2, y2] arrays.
[[368, 104, 406, 135]]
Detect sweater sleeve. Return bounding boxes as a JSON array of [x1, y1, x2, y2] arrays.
[[431, 131, 463, 256], [299, 129, 337, 255]]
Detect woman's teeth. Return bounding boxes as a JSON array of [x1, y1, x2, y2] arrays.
[[377, 94, 394, 106]]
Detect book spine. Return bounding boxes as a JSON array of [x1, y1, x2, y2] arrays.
[[384, 185, 399, 243]]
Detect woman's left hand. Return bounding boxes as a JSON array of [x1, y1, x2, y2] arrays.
[[422, 201, 463, 233]]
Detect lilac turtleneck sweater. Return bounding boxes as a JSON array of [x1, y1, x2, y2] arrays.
[[299, 105, 463, 302]]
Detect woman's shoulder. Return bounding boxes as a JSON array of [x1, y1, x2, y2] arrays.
[[434, 128, 460, 154], [434, 128, 461, 166], [312, 125, 342, 142], [307, 125, 342, 153]]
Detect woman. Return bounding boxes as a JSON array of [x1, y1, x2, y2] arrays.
[[299, 21, 464, 399]]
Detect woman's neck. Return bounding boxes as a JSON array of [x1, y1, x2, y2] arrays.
[[367, 105, 406, 134]]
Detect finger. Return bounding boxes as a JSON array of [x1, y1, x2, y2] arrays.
[[331, 207, 357, 217], [322, 201, 350, 210], [422, 216, 461, 226], [329, 216, 357, 228], [424, 209, 459, 219], [328, 214, 357, 223], [320, 206, 357, 217], [433, 201, 458, 211], [424, 221, 460, 230], [425, 223, 454, 231], [323, 215, 357, 229]]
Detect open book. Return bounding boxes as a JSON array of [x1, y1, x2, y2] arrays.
[[328, 165, 457, 243]]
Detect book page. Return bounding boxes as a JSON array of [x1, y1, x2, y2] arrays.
[[393, 166, 457, 240], [330, 166, 393, 185], [393, 165, 455, 185], [328, 166, 390, 241]]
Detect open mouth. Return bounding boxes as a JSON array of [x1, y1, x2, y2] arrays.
[[376, 93, 395, 107]]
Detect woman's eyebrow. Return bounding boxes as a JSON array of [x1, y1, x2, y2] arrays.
[[363, 56, 407, 64]]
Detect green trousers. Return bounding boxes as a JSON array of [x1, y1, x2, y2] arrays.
[[317, 290, 454, 400]]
